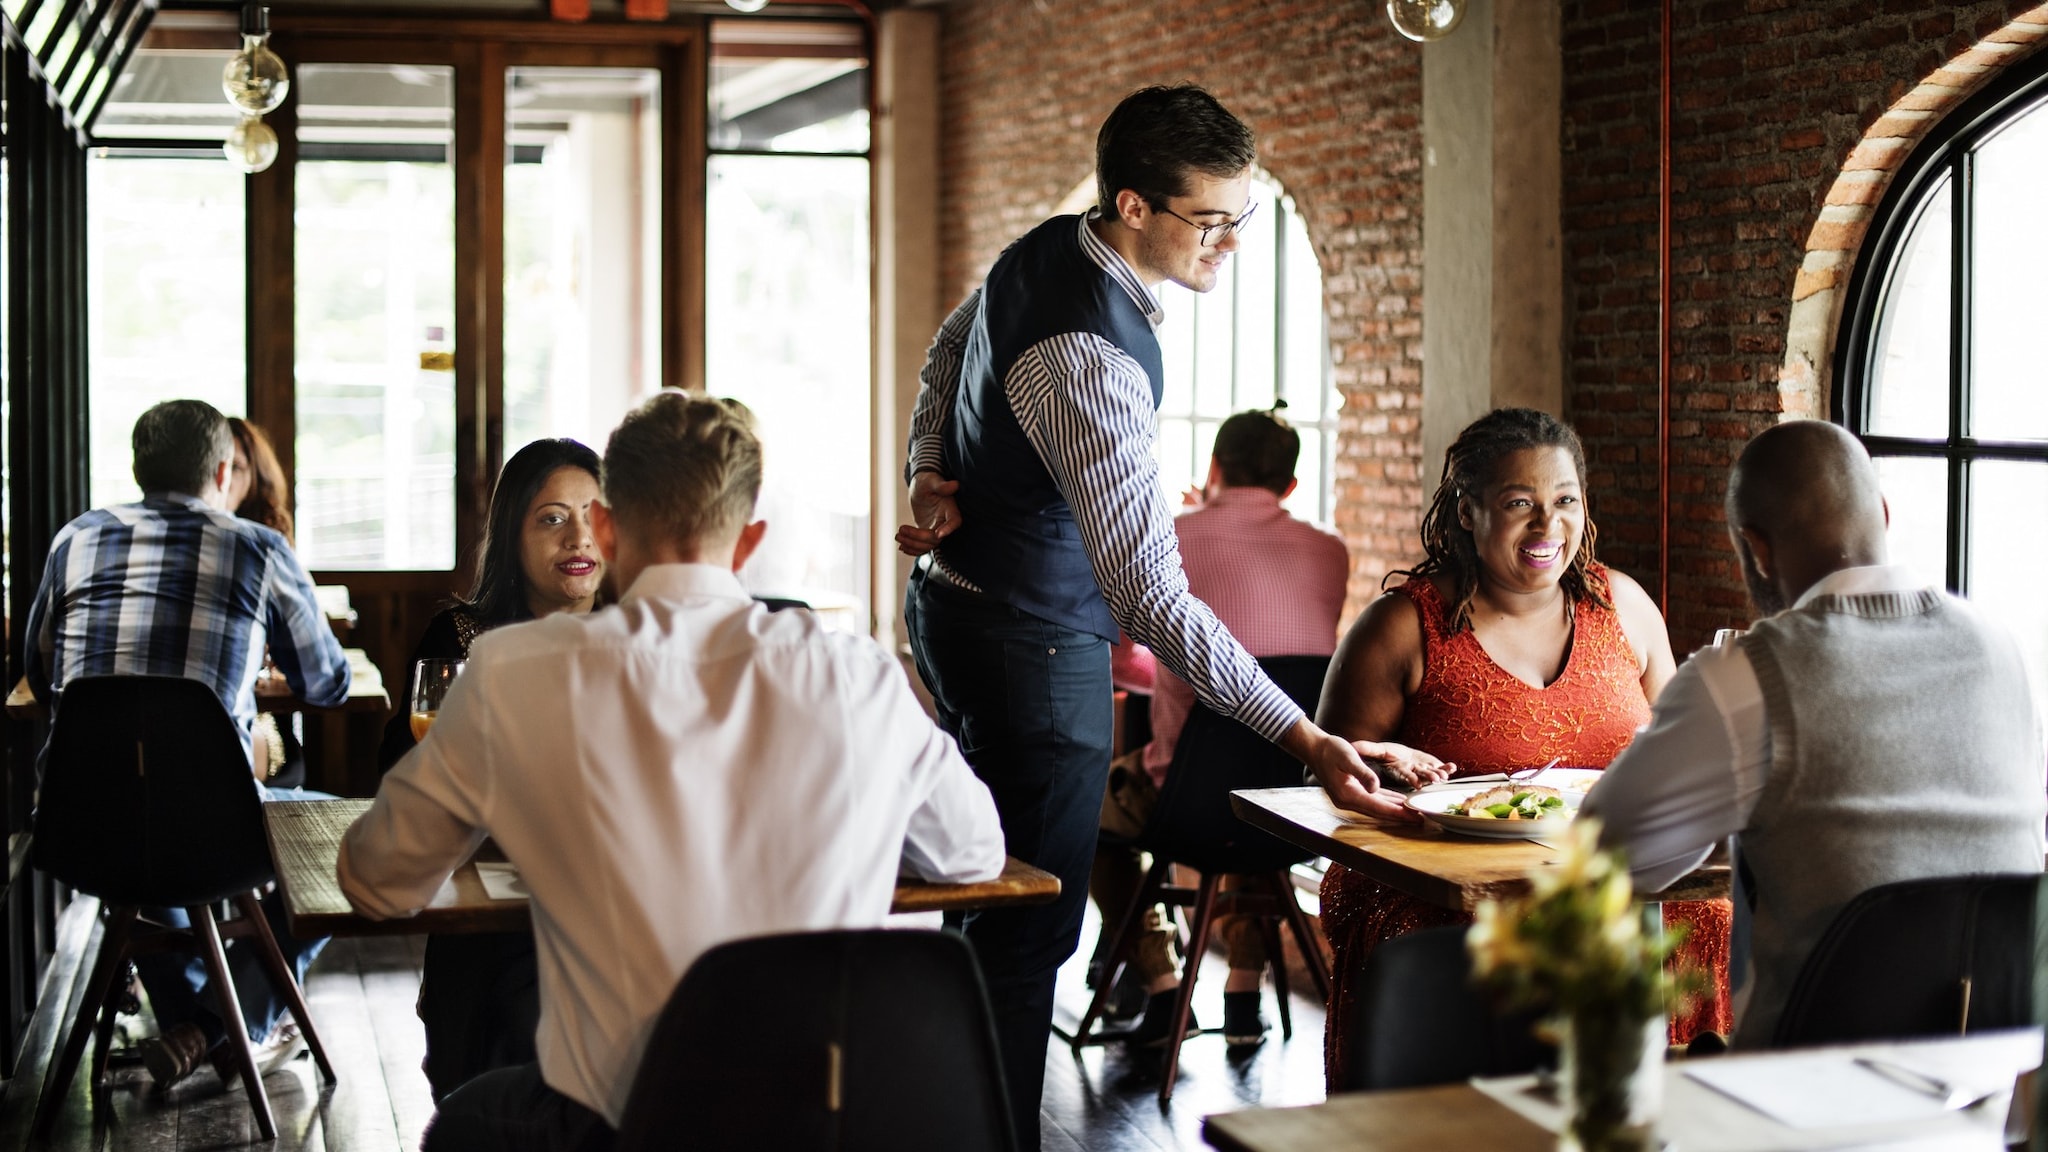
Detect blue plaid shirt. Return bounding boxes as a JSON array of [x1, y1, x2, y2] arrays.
[[25, 494, 352, 750]]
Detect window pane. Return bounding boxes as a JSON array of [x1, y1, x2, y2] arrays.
[[1192, 272, 1235, 418], [97, 45, 242, 142], [504, 66, 662, 451], [1156, 418, 1195, 506], [86, 157, 246, 509], [708, 20, 868, 154], [1867, 175, 1950, 438], [1871, 455, 1948, 590], [1233, 199, 1278, 410], [1970, 101, 2048, 441], [294, 63, 456, 571], [706, 154, 870, 620], [1280, 200, 1328, 417], [1967, 460, 2048, 719]]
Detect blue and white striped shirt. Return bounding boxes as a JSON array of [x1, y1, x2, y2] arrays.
[[25, 494, 352, 752], [907, 212, 1306, 743]]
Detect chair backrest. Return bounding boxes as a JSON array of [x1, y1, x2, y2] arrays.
[[1343, 923, 1550, 1092], [32, 675, 274, 908], [613, 929, 1015, 1152], [1771, 872, 2041, 1049], [1142, 655, 1329, 875]]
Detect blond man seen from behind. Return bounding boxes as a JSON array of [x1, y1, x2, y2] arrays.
[[340, 392, 1005, 1152]]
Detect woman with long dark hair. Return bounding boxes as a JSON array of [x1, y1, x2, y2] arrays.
[[227, 418, 294, 542], [1313, 408, 1728, 1087], [378, 436, 605, 1102]]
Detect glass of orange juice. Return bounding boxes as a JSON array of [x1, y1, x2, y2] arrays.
[[411, 658, 465, 741]]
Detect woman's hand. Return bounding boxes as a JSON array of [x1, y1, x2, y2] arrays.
[[1355, 739, 1452, 789]]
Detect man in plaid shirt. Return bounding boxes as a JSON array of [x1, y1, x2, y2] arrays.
[[25, 398, 350, 1091]]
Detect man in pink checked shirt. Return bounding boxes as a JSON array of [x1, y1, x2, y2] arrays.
[[1091, 405, 1350, 1050]]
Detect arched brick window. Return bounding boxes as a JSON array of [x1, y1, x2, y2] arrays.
[[1832, 50, 2048, 709]]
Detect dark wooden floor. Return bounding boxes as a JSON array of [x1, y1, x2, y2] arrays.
[[3, 898, 1328, 1151]]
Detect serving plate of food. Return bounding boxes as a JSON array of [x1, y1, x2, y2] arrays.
[[1403, 768, 1604, 840]]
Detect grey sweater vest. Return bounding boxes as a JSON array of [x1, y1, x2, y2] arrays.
[[1732, 589, 2045, 1047]]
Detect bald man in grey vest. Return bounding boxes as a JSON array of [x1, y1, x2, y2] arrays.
[[1583, 420, 2044, 1046]]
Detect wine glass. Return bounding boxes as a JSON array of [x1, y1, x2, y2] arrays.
[[411, 658, 464, 741]]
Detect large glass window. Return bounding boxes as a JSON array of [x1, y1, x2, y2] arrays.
[[85, 156, 247, 508], [705, 20, 870, 625], [293, 62, 457, 570], [1153, 173, 1338, 526], [1840, 68, 2048, 715], [503, 65, 662, 451]]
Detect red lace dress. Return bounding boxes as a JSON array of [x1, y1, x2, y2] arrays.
[[1318, 568, 1732, 1088]]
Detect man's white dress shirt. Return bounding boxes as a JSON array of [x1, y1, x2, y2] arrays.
[[1584, 565, 1936, 892], [338, 564, 1005, 1125]]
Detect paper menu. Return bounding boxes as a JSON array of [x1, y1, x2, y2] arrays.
[[1683, 1054, 1972, 1129]]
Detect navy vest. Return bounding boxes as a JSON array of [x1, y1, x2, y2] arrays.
[[939, 216, 1165, 640]]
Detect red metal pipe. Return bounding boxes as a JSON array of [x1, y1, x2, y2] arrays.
[[1657, 0, 1673, 615]]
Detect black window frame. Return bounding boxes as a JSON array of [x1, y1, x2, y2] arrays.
[[1833, 53, 2048, 592]]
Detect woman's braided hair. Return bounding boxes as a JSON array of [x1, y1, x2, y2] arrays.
[[1386, 407, 1609, 634]]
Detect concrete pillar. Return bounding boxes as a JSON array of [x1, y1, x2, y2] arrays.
[[1421, 0, 1563, 485], [872, 8, 943, 644]]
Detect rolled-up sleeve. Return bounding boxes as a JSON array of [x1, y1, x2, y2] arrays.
[[905, 290, 980, 483]]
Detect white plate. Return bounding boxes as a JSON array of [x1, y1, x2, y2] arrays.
[[1404, 768, 1603, 840]]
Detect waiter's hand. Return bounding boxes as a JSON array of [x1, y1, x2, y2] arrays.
[[1281, 718, 1450, 822], [896, 471, 964, 557]]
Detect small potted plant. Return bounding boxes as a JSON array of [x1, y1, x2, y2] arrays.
[[1467, 818, 1698, 1152]]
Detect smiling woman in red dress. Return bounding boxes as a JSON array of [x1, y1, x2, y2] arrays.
[[1315, 408, 1731, 1090]]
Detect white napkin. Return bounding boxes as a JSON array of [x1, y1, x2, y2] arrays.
[[474, 862, 529, 901]]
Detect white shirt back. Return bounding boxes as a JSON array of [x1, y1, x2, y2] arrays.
[[339, 564, 1004, 1124]]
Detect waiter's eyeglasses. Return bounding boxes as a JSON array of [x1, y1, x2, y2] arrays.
[[1158, 201, 1258, 246]]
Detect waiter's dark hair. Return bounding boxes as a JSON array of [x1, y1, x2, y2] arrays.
[[1211, 406, 1300, 495], [1387, 408, 1609, 634], [1096, 85, 1256, 216], [132, 399, 233, 496]]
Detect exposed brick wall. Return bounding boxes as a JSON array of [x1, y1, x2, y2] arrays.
[[936, 0, 2048, 653], [937, 0, 1425, 613], [1562, 0, 2048, 652]]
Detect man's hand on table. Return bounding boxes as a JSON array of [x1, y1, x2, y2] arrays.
[[1282, 718, 1451, 823], [896, 471, 963, 558]]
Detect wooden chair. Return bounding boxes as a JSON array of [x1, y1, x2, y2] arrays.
[[30, 676, 335, 1138], [613, 929, 1014, 1152], [1068, 655, 1334, 1103], [1770, 872, 2042, 1048]]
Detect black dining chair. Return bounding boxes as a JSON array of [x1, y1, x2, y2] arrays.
[[1769, 872, 2042, 1049], [1068, 655, 1334, 1103], [612, 929, 1014, 1152], [30, 675, 335, 1139], [1340, 923, 1551, 1092]]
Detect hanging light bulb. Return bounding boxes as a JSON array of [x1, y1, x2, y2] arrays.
[[725, 0, 770, 11], [225, 115, 280, 174], [223, 3, 289, 116], [1387, 0, 1466, 42]]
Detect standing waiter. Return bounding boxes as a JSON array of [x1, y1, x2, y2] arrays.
[[898, 85, 1444, 1145]]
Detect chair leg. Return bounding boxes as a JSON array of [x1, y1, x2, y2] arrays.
[[1258, 898, 1294, 1042], [1070, 856, 1172, 1052], [1279, 874, 1332, 1004], [232, 892, 335, 1084], [1159, 873, 1219, 1106], [34, 905, 139, 1135], [190, 904, 276, 1141]]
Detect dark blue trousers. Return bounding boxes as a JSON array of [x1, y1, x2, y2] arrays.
[[905, 570, 1112, 1152]]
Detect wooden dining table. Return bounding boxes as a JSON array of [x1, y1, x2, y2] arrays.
[[1204, 1028, 2040, 1152], [1229, 786, 1730, 911], [263, 798, 1062, 938]]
